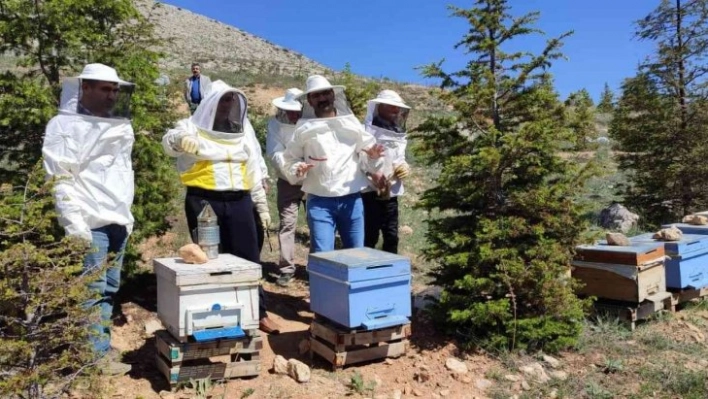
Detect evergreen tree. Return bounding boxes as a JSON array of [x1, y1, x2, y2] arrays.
[[564, 89, 598, 149], [610, 0, 708, 225], [337, 63, 380, 119], [414, 0, 592, 352], [597, 82, 615, 113]]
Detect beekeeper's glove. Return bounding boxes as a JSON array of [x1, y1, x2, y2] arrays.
[[394, 162, 410, 179], [180, 136, 199, 155]]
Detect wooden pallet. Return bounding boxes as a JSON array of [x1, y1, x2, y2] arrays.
[[154, 329, 261, 387], [670, 286, 708, 305], [592, 291, 675, 330], [309, 318, 411, 370]]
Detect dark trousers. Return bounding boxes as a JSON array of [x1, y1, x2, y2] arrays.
[[185, 187, 267, 319], [362, 191, 399, 254], [254, 209, 264, 253]]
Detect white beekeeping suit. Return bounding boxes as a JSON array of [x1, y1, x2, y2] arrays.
[[162, 80, 268, 222], [281, 77, 382, 197], [363, 90, 410, 196], [42, 65, 136, 242], [266, 88, 303, 181]]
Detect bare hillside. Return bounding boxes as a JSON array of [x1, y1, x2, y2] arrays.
[[135, 0, 329, 77]]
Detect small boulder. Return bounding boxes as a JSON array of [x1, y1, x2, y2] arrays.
[[653, 225, 683, 241], [475, 378, 493, 390], [287, 359, 310, 383], [683, 214, 708, 225], [273, 355, 288, 375], [178, 243, 208, 264], [599, 203, 639, 233], [519, 362, 550, 383], [549, 370, 568, 381], [542, 354, 561, 369], [606, 232, 630, 246], [445, 358, 468, 374]]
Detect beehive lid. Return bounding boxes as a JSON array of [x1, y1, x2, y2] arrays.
[[153, 253, 261, 286], [309, 247, 409, 268], [630, 233, 708, 257], [575, 242, 664, 266]]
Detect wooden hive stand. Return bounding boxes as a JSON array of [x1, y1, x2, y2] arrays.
[[154, 329, 262, 388], [670, 286, 708, 307], [591, 291, 676, 330], [309, 316, 411, 370]]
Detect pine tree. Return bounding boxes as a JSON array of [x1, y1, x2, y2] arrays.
[[414, 0, 592, 352], [0, 0, 181, 269], [597, 83, 615, 113], [610, 0, 708, 226], [564, 89, 598, 149]]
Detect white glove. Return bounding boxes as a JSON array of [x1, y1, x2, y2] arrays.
[[180, 136, 199, 154], [394, 162, 410, 179], [258, 211, 271, 229]]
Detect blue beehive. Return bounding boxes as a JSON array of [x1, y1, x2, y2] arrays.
[[630, 233, 708, 290], [307, 247, 411, 330]]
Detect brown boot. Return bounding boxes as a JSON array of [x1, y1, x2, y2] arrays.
[[259, 316, 281, 335]]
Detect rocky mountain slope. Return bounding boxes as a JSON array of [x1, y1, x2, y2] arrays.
[[135, 0, 329, 77]]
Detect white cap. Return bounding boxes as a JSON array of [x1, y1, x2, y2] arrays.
[[272, 88, 304, 111], [370, 89, 410, 109], [297, 75, 345, 99], [75, 63, 133, 85]]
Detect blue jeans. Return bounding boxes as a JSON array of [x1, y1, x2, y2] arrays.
[[306, 193, 364, 253], [83, 224, 129, 356]]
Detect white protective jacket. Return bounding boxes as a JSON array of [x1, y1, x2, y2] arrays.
[[42, 79, 135, 242], [363, 103, 408, 197], [265, 117, 299, 182], [162, 81, 268, 213], [281, 93, 382, 197]]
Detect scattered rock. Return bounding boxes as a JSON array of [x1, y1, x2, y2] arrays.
[[385, 358, 395, 365], [504, 374, 521, 382], [287, 359, 311, 383], [298, 339, 310, 355], [521, 380, 531, 390], [599, 203, 639, 233], [549, 370, 568, 381], [392, 389, 403, 399], [519, 362, 550, 383], [413, 389, 423, 397], [461, 376, 473, 384], [653, 225, 683, 241], [699, 359, 708, 367], [445, 358, 468, 374], [158, 391, 175, 399], [439, 389, 450, 397], [144, 319, 163, 336], [475, 378, 493, 390], [413, 286, 442, 312], [403, 385, 411, 395], [606, 232, 630, 246], [399, 225, 414, 235], [415, 368, 431, 383], [374, 374, 383, 388], [542, 354, 560, 368], [549, 388, 558, 399], [273, 355, 288, 375]]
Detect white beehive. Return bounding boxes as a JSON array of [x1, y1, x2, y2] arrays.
[[154, 254, 261, 342]]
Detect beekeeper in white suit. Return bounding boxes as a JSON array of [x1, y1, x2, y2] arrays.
[[282, 75, 385, 254], [265, 88, 303, 286], [42, 63, 135, 375], [362, 90, 411, 254], [162, 80, 281, 334]]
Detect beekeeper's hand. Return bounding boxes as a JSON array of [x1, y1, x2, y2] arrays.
[[394, 162, 410, 179], [180, 136, 199, 155], [295, 162, 314, 178], [259, 211, 271, 229], [364, 144, 385, 160]]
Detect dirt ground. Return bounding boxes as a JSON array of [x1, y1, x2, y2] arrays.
[[65, 229, 496, 399]]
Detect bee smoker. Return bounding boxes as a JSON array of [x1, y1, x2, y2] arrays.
[[197, 201, 220, 259]]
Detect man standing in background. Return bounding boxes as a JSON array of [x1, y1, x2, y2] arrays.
[[184, 62, 212, 114]]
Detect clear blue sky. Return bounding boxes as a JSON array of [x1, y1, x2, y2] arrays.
[[163, 0, 658, 102]]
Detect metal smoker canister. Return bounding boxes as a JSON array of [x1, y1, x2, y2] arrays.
[[197, 201, 220, 259]]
